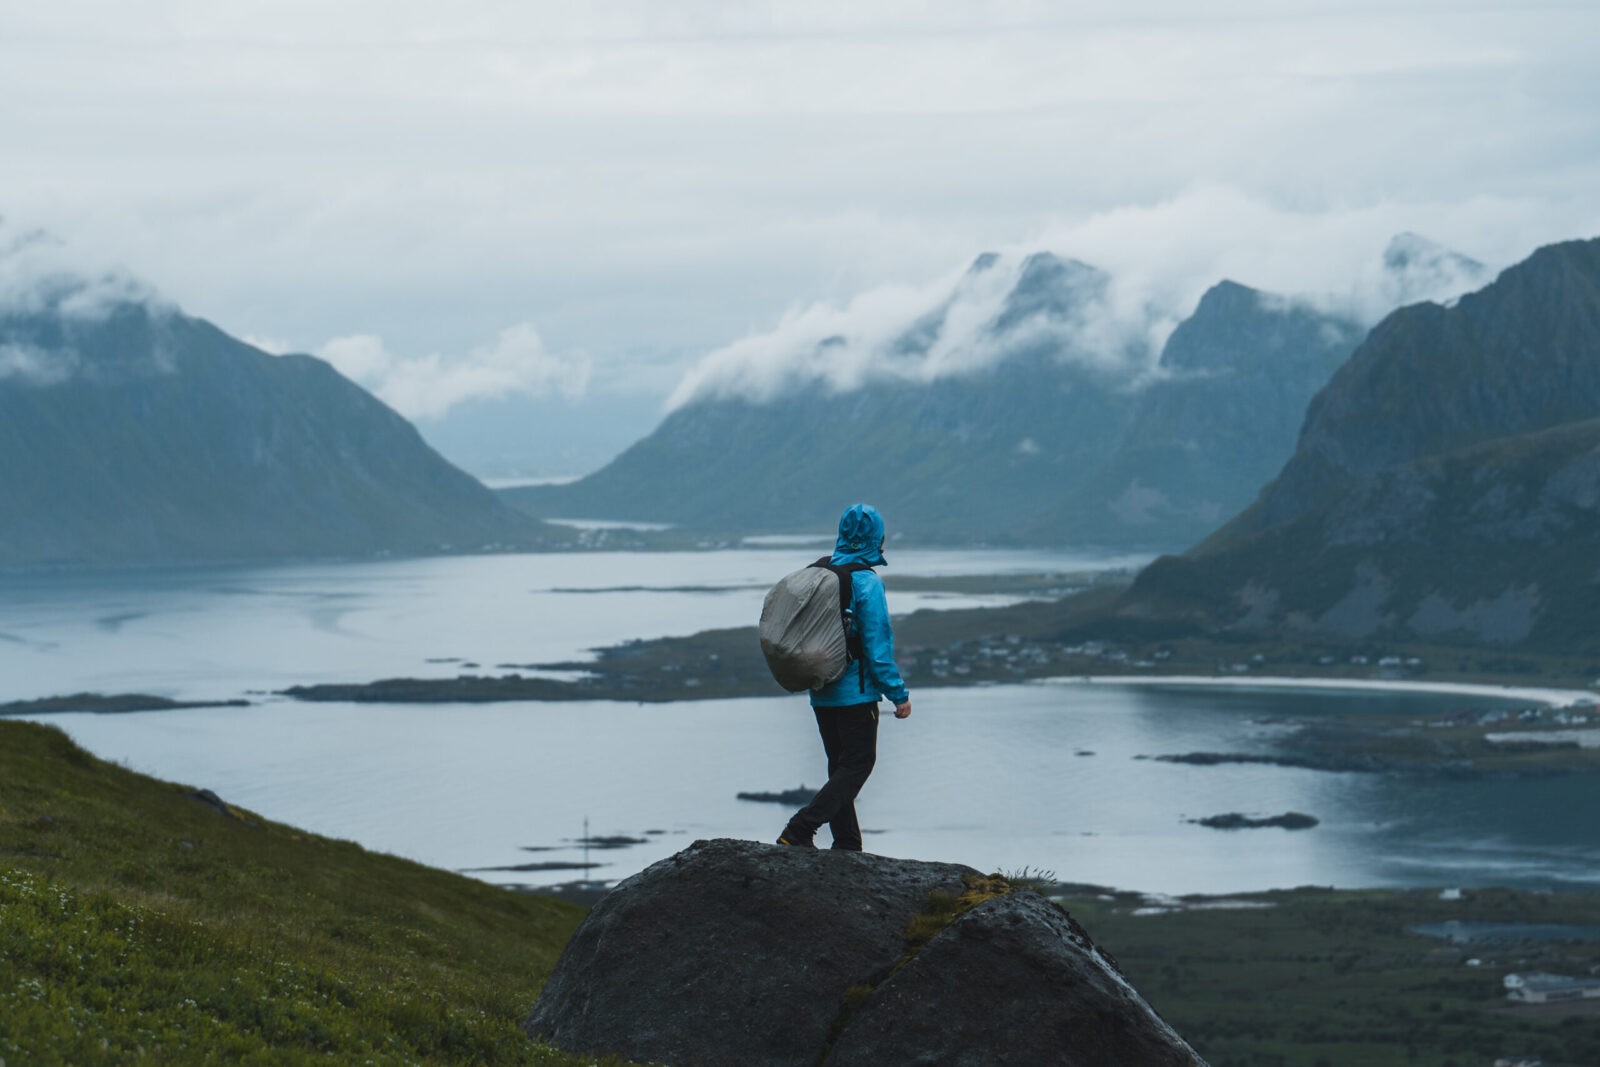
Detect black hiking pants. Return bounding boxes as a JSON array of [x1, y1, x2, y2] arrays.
[[789, 702, 879, 851]]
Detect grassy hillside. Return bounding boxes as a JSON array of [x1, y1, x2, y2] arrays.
[[0, 720, 633, 1065]]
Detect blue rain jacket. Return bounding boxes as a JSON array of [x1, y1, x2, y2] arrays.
[[811, 505, 910, 708]]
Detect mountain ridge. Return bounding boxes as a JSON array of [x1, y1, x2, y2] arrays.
[[0, 291, 556, 568], [506, 253, 1372, 548], [1125, 235, 1600, 652]]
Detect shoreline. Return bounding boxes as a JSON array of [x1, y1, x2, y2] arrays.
[[20, 672, 1600, 717], [1042, 674, 1598, 708]]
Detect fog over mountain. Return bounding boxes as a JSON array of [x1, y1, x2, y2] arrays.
[[0, 247, 553, 568], [504, 235, 1482, 548], [667, 249, 1155, 409]]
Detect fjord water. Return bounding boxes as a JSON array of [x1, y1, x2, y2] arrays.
[[3, 549, 1596, 895], [0, 546, 1145, 702]]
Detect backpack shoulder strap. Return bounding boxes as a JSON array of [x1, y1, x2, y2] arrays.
[[808, 557, 875, 640]]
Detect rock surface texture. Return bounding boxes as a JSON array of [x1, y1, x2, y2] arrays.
[[524, 838, 1205, 1067]]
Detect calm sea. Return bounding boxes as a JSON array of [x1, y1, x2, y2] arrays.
[[3, 549, 1596, 895]]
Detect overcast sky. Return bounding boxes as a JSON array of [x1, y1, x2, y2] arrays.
[[3, 1, 1598, 474]]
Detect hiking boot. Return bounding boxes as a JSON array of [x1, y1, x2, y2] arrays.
[[776, 827, 816, 848]]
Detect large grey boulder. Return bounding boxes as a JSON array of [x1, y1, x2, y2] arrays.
[[824, 889, 1202, 1066], [524, 838, 1204, 1066]]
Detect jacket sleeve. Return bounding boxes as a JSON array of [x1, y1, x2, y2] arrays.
[[854, 572, 910, 705]]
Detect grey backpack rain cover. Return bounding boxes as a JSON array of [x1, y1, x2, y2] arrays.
[[759, 565, 853, 692]]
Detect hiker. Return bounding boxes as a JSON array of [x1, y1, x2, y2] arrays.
[[778, 503, 911, 851]]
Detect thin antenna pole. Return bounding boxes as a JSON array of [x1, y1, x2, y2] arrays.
[[583, 814, 589, 875]]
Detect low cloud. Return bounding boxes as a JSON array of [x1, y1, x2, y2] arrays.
[[667, 250, 1158, 409], [315, 323, 591, 421], [242, 334, 292, 356], [668, 188, 1517, 410], [1024, 188, 1510, 327], [0, 220, 177, 389], [1375, 232, 1493, 309], [0, 219, 166, 321], [0, 342, 76, 386]]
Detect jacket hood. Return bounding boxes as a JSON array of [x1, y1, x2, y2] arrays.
[[830, 503, 887, 567]]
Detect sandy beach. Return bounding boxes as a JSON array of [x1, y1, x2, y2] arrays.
[[1039, 674, 1598, 708]]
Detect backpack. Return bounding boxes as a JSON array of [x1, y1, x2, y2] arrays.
[[758, 556, 873, 692]]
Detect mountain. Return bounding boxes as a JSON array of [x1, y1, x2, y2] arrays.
[[1129, 237, 1600, 651], [1030, 279, 1364, 542], [505, 252, 1365, 548], [1234, 238, 1600, 530], [0, 286, 551, 568], [507, 254, 1146, 541], [518, 354, 1135, 542]]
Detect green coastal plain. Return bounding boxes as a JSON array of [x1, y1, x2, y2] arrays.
[[5, 718, 1600, 1066]]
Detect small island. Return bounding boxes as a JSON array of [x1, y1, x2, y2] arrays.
[[0, 692, 250, 715], [1189, 812, 1319, 831], [736, 786, 816, 805]]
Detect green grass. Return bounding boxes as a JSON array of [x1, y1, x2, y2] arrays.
[[1064, 886, 1600, 1067], [0, 720, 637, 1065], [901, 873, 1016, 950]]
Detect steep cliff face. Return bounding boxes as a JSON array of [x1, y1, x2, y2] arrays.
[[1233, 238, 1600, 533], [1127, 236, 1600, 651], [0, 298, 548, 567]]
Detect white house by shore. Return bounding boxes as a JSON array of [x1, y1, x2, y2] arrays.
[[1504, 972, 1600, 1004]]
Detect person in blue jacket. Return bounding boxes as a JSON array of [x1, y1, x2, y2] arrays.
[[779, 503, 912, 851]]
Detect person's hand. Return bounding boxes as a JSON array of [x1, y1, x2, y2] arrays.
[[894, 701, 912, 719]]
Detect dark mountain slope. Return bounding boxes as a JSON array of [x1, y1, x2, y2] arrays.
[[1230, 237, 1600, 533], [1124, 236, 1600, 652], [1134, 416, 1600, 650], [507, 259, 1363, 548], [510, 253, 1143, 541], [0, 298, 550, 567], [1028, 280, 1363, 542], [517, 351, 1132, 540]]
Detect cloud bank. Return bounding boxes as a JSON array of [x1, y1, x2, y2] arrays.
[[6, 0, 1595, 396], [0, 342, 75, 385], [668, 250, 1161, 409], [0, 219, 181, 388], [0, 219, 165, 322], [315, 323, 591, 421], [669, 189, 1510, 410]]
